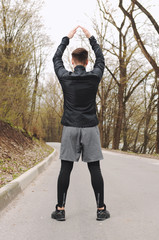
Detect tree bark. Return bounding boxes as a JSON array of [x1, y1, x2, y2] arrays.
[[112, 30, 126, 149], [122, 101, 128, 151], [156, 75, 159, 153]]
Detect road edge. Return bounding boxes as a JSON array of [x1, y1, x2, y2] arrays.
[[0, 149, 58, 212], [102, 148, 159, 161]]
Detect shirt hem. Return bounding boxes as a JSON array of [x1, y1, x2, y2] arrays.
[[61, 122, 99, 128]]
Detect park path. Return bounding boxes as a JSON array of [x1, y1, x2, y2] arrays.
[[0, 142, 159, 240]]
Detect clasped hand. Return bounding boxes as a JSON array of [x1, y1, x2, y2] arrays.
[[67, 26, 91, 39]]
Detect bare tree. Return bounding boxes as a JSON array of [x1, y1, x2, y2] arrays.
[[95, 0, 153, 150], [119, 0, 159, 152]]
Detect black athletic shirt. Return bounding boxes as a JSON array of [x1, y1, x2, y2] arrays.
[[53, 35, 105, 127]]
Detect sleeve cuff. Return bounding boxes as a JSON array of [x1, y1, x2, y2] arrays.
[[62, 36, 70, 45], [89, 35, 94, 40], [89, 35, 96, 44]]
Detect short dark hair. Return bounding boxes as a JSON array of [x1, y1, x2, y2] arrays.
[[72, 48, 88, 65]]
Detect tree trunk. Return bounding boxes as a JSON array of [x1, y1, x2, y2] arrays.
[[122, 101, 128, 151], [156, 74, 159, 153], [142, 121, 149, 154], [28, 76, 38, 130], [112, 84, 124, 149], [112, 28, 127, 150]]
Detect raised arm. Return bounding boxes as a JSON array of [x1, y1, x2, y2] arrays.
[[80, 26, 105, 79], [53, 27, 78, 79]]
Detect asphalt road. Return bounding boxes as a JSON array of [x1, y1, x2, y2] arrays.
[[0, 142, 159, 240]]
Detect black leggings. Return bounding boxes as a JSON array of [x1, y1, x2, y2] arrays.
[[57, 160, 104, 208]]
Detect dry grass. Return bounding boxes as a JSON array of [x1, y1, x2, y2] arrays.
[[0, 120, 53, 188]]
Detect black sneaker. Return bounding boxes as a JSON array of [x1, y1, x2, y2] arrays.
[[96, 204, 110, 221], [51, 204, 65, 221]]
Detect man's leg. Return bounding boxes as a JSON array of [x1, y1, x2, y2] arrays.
[[87, 160, 104, 209], [57, 160, 74, 209]]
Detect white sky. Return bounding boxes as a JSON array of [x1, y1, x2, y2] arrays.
[[40, 0, 99, 75], [40, 0, 98, 45], [40, 0, 159, 75], [41, 0, 159, 44]]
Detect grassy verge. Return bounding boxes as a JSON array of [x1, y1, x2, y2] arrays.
[[0, 140, 54, 188]]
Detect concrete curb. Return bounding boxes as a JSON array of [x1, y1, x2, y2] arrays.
[[0, 149, 58, 212]]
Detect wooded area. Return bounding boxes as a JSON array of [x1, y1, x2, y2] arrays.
[[0, 0, 159, 154]]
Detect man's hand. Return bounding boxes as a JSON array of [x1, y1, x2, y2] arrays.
[[79, 26, 91, 38], [67, 26, 79, 39], [67, 26, 92, 39]]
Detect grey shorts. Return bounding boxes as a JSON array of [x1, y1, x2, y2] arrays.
[[60, 125, 104, 162]]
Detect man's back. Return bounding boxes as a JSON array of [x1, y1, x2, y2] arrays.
[[53, 32, 105, 127], [59, 65, 101, 127]]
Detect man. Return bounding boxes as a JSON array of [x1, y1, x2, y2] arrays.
[[51, 26, 110, 221]]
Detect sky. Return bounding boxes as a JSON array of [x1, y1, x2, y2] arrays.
[[40, 0, 98, 45], [40, 0, 99, 75], [40, 0, 159, 75], [41, 0, 159, 44]]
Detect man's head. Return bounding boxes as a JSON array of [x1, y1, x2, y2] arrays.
[[71, 48, 88, 67]]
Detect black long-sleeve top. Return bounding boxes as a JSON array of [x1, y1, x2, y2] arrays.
[[53, 35, 105, 127]]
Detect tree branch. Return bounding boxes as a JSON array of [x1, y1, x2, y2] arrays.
[[132, 0, 159, 34], [119, 0, 159, 75], [125, 69, 154, 102], [105, 64, 120, 86]]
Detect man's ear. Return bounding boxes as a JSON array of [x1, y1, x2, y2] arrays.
[[71, 58, 74, 65], [85, 59, 88, 66]]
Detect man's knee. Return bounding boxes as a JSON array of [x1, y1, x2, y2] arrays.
[[61, 160, 74, 173]]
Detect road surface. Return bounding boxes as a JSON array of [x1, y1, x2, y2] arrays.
[[0, 142, 159, 240]]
